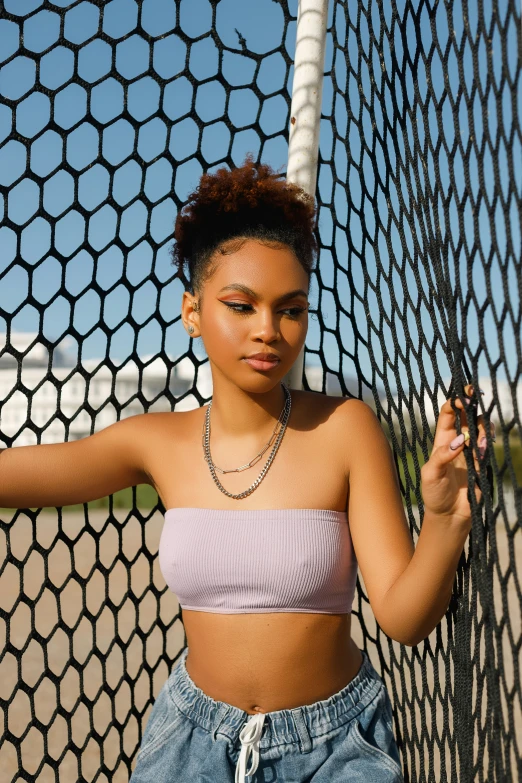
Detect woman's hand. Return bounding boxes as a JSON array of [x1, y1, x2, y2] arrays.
[[420, 384, 496, 527]]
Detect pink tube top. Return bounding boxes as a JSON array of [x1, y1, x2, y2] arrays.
[[158, 507, 358, 614]]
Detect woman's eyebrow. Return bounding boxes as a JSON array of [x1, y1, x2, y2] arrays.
[[217, 284, 308, 303]]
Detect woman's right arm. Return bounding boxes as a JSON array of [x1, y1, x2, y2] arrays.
[[0, 413, 153, 509]]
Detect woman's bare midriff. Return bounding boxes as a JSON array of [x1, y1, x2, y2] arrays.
[[181, 609, 363, 715], [144, 388, 363, 716]]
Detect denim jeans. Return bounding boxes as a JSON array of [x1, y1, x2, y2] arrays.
[[130, 646, 403, 782]]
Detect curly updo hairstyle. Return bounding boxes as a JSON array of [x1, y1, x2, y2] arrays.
[[171, 154, 318, 305]]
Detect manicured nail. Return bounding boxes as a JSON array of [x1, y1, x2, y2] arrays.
[[450, 433, 465, 450]]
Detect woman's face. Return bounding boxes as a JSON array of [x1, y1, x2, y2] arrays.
[[182, 238, 310, 391]]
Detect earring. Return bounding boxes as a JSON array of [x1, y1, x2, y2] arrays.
[[188, 300, 198, 334]]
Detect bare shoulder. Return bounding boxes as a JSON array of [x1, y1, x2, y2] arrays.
[[332, 396, 384, 450], [132, 407, 200, 434], [126, 408, 196, 483], [292, 388, 374, 425], [294, 392, 380, 479], [328, 395, 378, 425], [291, 387, 345, 412]]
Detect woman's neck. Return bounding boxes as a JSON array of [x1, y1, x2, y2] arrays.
[[207, 378, 288, 438]]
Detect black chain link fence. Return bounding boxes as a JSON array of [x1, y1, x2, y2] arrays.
[[0, 1, 520, 781]]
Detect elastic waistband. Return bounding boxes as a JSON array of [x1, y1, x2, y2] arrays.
[[167, 647, 383, 752]]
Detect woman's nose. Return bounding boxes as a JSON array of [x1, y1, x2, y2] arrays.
[[250, 312, 281, 341]]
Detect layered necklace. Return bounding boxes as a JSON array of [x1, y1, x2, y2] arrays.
[[201, 382, 292, 499]]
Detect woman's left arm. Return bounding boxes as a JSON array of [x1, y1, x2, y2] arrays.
[[379, 383, 494, 646]]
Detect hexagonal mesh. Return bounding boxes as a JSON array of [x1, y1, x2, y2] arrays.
[[0, 1, 521, 782]]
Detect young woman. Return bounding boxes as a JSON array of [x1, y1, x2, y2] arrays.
[[0, 157, 492, 783]]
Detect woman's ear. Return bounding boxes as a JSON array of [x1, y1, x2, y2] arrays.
[[181, 291, 200, 337]]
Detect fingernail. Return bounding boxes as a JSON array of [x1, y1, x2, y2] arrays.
[[479, 437, 487, 457], [464, 397, 471, 404], [450, 433, 465, 450]]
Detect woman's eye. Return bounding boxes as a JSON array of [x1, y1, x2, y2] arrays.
[[222, 302, 307, 318], [222, 303, 253, 313]]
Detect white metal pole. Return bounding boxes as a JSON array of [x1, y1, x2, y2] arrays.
[[283, 0, 329, 391]]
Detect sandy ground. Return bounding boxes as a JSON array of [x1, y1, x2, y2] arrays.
[[0, 501, 520, 782]]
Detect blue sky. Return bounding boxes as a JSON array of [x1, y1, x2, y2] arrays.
[[0, 0, 520, 401]]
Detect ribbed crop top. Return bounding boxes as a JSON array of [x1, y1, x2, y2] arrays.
[[158, 508, 358, 614]]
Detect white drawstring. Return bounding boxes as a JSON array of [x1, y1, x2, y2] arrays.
[[235, 713, 266, 783]]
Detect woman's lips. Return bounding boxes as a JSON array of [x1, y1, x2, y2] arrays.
[[243, 357, 280, 371]]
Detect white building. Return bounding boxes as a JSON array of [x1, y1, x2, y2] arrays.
[[0, 332, 190, 446]]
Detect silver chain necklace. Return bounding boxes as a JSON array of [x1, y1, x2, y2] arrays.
[[202, 382, 292, 499]]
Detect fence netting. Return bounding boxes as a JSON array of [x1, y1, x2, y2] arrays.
[[0, 0, 520, 781]]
